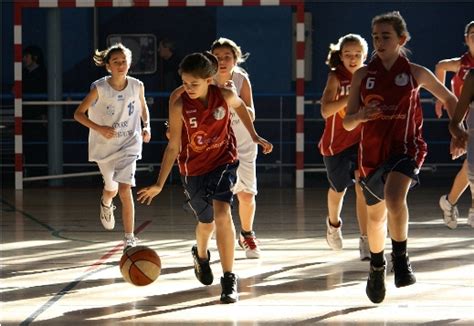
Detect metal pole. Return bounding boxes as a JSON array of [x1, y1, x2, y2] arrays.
[[47, 8, 63, 186]]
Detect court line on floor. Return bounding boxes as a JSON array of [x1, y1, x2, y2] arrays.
[[1, 197, 97, 243], [20, 220, 152, 326]]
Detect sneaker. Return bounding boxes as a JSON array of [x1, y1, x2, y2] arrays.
[[359, 236, 370, 261], [123, 235, 138, 252], [238, 231, 261, 259], [467, 208, 474, 227], [220, 272, 239, 303], [191, 245, 213, 285], [391, 253, 416, 288], [326, 217, 343, 250], [439, 195, 458, 229], [366, 263, 386, 304], [100, 198, 116, 230]]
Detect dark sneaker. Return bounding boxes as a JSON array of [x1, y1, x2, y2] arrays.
[[366, 263, 386, 304], [191, 245, 213, 285], [391, 253, 416, 288], [220, 272, 239, 304]]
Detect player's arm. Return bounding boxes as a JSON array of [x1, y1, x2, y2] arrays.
[[343, 67, 381, 131], [239, 76, 255, 121], [434, 58, 461, 118], [223, 88, 272, 154], [137, 97, 183, 205], [449, 70, 473, 152], [320, 72, 348, 119], [74, 87, 116, 139], [412, 63, 457, 118], [139, 83, 151, 143]]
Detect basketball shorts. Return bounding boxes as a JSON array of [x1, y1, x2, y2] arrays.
[[181, 161, 239, 223], [233, 158, 258, 195], [360, 154, 420, 206], [323, 144, 358, 192], [97, 155, 138, 191]]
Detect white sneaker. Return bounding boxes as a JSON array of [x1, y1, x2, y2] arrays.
[[359, 235, 370, 261], [326, 217, 343, 250], [467, 208, 474, 227], [439, 195, 458, 229], [238, 231, 261, 259], [100, 198, 116, 230], [123, 235, 138, 252]]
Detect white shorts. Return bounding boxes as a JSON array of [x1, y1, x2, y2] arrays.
[[233, 159, 257, 195], [97, 155, 137, 191]]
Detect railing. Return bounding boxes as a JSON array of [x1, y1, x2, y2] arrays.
[[0, 92, 461, 188]]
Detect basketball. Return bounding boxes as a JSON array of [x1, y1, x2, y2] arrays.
[[120, 245, 161, 286]]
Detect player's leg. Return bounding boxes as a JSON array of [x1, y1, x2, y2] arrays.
[[355, 170, 369, 260], [439, 160, 468, 229], [385, 171, 416, 288], [97, 161, 118, 230]]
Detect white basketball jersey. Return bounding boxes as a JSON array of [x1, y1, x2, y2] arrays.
[[230, 70, 258, 162], [88, 76, 143, 163]]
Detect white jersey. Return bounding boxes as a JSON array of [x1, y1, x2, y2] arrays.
[[88, 76, 143, 163], [229, 70, 258, 162]]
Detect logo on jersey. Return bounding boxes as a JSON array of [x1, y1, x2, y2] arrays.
[[128, 101, 135, 116], [213, 106, 226, 120], [117, 94, 124, 101], [395, 73, 409, 86], [363, 94, 384, 107], [189, 130, 225, 153], [106, 105, 115, 116]]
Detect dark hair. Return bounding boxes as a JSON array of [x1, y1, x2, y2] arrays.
[[23, 45, 44, 65], [160, 38, 175, 51], [93, 43, 132, 68], [326, 34, 368, 69], [372, 11, 411, 57], [178, 52, 218, 79]]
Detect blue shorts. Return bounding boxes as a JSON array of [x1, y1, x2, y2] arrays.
[[181, 161, 239, 223], [323, 144, 358, 192], [360, 154, 420, 206]]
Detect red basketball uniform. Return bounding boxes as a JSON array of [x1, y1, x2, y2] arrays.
[[451, 52, 474, 97], [359, 55, 427, 178], [178, 85, 237, 176], [319, 65, 362, 156]]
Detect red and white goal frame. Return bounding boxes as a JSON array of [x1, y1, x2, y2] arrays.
[[13, 0, 306, 189]]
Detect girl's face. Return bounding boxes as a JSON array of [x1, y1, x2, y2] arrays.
[[181, 73, 212, 100], [339, 41, 365, 74], [372, 22, 405, 60], [106, 51, 129, 77], [465, 26, 474, 52], [212, 47, 237, 76]]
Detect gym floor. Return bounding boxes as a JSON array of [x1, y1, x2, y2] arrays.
[[1, 183, 473, 325]]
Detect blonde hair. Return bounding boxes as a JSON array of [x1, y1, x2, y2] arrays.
[[93, 43, 132, 68], [326, 34, 368, 69]]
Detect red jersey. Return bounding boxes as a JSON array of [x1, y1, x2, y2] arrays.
[[358, 55, 427, 178], [178, 85, 237, 176], [451, 52, 474, 97], [319, 65, 361, 156]]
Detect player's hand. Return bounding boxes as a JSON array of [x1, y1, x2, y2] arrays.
[[360, 103, 382, 122], [450, 137, 467, 160], [98, 126, 116, 139], [254, 136, 273, 154], [137, 184, 163, 205], [435, 100, 444, 119], [142, 128, 151, 143]]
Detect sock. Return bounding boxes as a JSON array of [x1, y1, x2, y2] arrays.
[[241, 230, 254, 237], [370, 250, 386, 267], [124, 232, 134, 240], [391, 239, 407, 257]]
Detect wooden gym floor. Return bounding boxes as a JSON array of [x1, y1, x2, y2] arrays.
[[1, 181, 473, 325]]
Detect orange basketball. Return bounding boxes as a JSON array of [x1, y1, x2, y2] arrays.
[[120, 245, 161, 286]]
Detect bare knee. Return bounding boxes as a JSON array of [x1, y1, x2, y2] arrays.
[[237, 192, 255, 206]]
